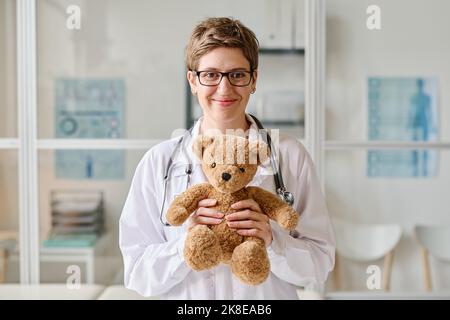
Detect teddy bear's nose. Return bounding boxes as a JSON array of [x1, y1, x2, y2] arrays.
[[222, 172, 231, 181]]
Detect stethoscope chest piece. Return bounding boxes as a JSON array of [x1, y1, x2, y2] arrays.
[[279, 190, 294, 206]]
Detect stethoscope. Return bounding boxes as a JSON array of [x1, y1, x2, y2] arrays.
[[159, 114, 298, 237]]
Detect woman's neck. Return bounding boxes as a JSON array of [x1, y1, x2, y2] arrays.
[[200, 115, 250, 135]]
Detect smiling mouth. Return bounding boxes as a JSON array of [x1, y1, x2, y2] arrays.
[[213, 99, 238, 106]]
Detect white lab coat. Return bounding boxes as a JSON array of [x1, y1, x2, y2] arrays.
[[119, 114, 335, 299]]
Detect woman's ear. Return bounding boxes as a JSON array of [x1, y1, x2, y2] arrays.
[[187, 70, 198, 95], [251, 69, 258, 88]]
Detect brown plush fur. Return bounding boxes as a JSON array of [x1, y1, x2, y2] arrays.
[[166, 134, 299, 285]]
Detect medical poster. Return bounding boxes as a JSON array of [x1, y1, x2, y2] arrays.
[[55, 79, 125, 180], [367, 77, 439, 177]]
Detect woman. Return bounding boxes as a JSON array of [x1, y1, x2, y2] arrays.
[[119, 17, 335, 299]]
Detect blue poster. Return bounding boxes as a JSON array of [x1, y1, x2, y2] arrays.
[[367, 77, 438, 177], [55, 79, 125, 180]]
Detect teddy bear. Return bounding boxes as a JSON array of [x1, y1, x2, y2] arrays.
[[166, 134, 299, 285]]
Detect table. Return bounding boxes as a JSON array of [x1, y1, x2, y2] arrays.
[[39, 233, 111, 284], [40, 246, 97, 284], [7, 233, 110, 284], [0, 284, 106, 300]]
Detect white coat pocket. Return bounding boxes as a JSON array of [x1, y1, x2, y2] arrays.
[[165, 164, 192, 204], [161, 164, 192, 238]]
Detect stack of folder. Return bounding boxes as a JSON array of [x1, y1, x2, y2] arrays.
[[44, 190, 104, 248]]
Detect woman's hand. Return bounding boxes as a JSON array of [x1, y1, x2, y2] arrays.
[[225, 199, 273, 247], [186, 199, 224, 231]]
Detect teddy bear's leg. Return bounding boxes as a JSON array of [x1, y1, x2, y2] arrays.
[[231, 237, 270, 285], [184, 225, 222, 271]]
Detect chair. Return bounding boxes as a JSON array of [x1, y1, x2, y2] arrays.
[[0, 230, 18, 283], [332, 218, 402, 291], [414, 225, 450, 291]]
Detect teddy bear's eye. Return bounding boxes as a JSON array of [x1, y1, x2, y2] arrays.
[[211, 162, 216, 168], [239, 167, 245, 173]]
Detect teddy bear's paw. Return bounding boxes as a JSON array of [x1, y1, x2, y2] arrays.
[[231, 241, 270, 285], [166, 205, 189, 226], [184, 225, 222, 271], [277, 207, 299, 231]]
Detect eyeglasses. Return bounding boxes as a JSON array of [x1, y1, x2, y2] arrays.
[[195, 70, 253, 87]]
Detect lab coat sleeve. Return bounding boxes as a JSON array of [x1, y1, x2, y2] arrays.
[[267, 142, 336, 287], [119, 150, 191, 297]]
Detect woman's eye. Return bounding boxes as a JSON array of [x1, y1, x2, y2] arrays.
[[239, 167, 245, 173], [211, 162, 216, 168], [204, 72, 219, 79], [231, 72, 245, 79]]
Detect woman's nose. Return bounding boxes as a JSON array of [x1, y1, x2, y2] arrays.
[[222, 172, 231, 181], [217, 76, 233, 93]]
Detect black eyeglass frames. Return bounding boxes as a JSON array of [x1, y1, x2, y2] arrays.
[[194, 70, 253, 87]]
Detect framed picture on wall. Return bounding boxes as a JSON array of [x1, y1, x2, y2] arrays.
[[54, 78, 126, 180], [367, 77, 439, 178]]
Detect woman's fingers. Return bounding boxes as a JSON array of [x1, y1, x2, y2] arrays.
[[187, 213, 222, 230], [193, 216, 223, 225], [226, 219, 260, 229], [225, 209, 269, 223], [187, 199, 222, 229], [231, 199, 262, 213], [196, 206, 224, 218], [197, 198, 217, 207], [225, 205, 273, 246], [235, 228, 261, 237], [188, 199, 272, 245]]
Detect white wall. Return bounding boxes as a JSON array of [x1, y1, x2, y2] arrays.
[[325, 0, 450, 291]]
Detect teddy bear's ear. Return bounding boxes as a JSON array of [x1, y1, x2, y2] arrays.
[[249, 140, 271, 166], [192, 135, 215, 160]]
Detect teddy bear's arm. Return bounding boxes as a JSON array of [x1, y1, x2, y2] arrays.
[[166, 183, 214, 226], [247, 186, 299, 231]]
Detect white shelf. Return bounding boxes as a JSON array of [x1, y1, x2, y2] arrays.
[[37, 139, 162, 150], [0, 139, 165, 150], [0, 139, 19, 149], [325, 141, 450, 150]]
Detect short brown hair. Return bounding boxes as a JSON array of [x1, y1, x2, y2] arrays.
[[185, 17, 259, 71]]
